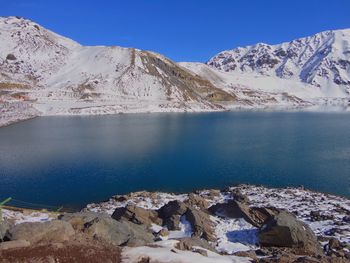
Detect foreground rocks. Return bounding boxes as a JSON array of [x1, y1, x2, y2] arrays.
[[7, 220, 75, 244], [1, 184, 350, 262], [259, 211, 323, 256]]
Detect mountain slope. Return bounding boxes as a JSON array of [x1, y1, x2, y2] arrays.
[[0, 17, 350, 126], [207, 29, 350, 97], [0, 16, 237, 126]]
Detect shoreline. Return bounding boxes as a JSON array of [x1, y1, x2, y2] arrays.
[[2, 184, 349, 262], [1, 105, 350, 129]]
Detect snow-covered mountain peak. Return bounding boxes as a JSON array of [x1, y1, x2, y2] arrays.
[[207, 29, 350, 95]]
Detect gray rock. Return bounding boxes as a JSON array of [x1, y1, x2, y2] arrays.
[[121, 221, 154, 246], [7, 220, 75, 244], [259, 211, 322, 256], [61, 211, 154, 246], [185, 208, 215, 242], [83, 216, 131, 245]]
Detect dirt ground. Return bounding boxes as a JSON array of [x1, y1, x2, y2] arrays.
[[0, 242, 121, 263]]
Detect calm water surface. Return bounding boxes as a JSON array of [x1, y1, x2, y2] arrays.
[[0, 112, 349, 208]]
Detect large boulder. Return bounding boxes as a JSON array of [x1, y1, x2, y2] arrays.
[[121, 221, 155, 247], [61, 212, 154, 246], [209, 200, 278, 227], [83, 217, 131, 246], [158, 200, 188, 230], [258, 211, 322, 256], [185, 208, 215, 242], [112, 205, 161, 226], [6, 220, 75, 244]]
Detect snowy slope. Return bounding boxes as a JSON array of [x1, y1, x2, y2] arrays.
[[0, 16, 236, 124], [0, 17, 350, 126], [207, 29, 350, 97]]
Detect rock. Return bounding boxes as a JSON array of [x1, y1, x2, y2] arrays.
[[157, 228, 169, 237], [342, 216, 350, 223], [328, 238, 341, 250], [0, 220, 10, 241], [185, 208, 215, 242], [59, 212, 110, 231], [175, 237, 215, 252], [233, 250, 258, 261], [310, 211, 334, 222], [62, 211, 154, 246], [0, 240, 30, 250], [165, 215, 182, 230], [259, 211, 322, 256], [111, 205, 161, 226], [83, 216, 131, 246], [185, 194, 209, 210], [209, 200, 278, 227], [60, 211, 154, 246], [230, 189, 250, 204], [119, 221, 155, 246], [7, 220, 75, 244], [158, 200, 188, 230], [6, 54, 16, 60], [207, 189, 221, 198]]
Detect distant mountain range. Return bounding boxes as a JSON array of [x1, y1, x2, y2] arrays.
[[0, 16, 349, 126]]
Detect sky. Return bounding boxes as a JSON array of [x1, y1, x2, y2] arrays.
[[1, 0, 350, 62]]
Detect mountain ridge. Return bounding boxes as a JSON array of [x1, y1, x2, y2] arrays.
[[0, 16, 349, 126]]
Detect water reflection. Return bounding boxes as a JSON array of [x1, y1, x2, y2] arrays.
[[0, 112, 349, 208]]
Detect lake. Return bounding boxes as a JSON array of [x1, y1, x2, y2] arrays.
[[0, 112, 349, 209]]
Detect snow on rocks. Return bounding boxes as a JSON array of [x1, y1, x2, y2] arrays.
[[236, 185, 350, 243], [85, 185, 350, 255], [2, 208, 55, 225]]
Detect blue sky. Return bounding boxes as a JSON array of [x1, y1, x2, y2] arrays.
[[1, 0, 350, 62]]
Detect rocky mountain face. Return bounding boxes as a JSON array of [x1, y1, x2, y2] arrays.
[[207, 29, 350, 96], [0, 16, 236, 126], [0, 16, 350, 126]]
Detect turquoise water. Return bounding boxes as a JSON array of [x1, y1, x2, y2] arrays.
[[0, 112, 349, 208]]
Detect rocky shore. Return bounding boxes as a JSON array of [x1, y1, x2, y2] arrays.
[[1, 185, 349, 262]]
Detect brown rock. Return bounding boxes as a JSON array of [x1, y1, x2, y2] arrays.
[[112, 204, 161, 226], [185, 208, 215, 242], [185, 193, 209, 210], [158, 228, 169, 237], [158, 200, 188, 230], [208, 200, 278, 227], [175, 237, 215, 252]]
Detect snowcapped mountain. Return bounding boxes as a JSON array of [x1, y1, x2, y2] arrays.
[[207, 29, 350, 97], [0, 16, 236, 125], [0, 16, 349, 126]]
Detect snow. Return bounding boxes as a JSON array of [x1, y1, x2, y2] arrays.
[[86, 185, 350, 254], [206, 28, 350, 100], [213, 217, 258, 254], [2, 208, 54, 224], [122, 240, 252, 263], [1, 17, 350, 127]]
